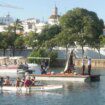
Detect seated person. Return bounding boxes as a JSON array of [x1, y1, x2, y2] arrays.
[[24, 76, 32, 87], [3, 76, 11, 86], [20, 77, 25, 87], [31, 76, 35, 86], [41, 66, 46, 74], [15, 77, 21, 87]]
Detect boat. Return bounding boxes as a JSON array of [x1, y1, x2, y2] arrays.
[[0, 63, 42, 77], [17, 63, 41, 74], [32, 50, 100, 82], [0, 65, 18, 76], [1, 85, 63, 92], [34, 74, 100, 82]]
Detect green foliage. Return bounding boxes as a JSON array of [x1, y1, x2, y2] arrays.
[[99, 35, 105, 47], [38, 25, 61, 47], [14, 36, 25, 49], [24, 31, 39, 49], [60, 8, 104, 43], [59, 8, 104, 57], [29, 48, 58, 67]]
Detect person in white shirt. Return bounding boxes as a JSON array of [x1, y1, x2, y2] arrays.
[[88, 58, 91, 75]]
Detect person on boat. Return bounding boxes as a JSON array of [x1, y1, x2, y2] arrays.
[[41, 66, 47, 74], [82, 59, 85, 75], [30, 76, 35, 86], [41, 61, 47, 74], [88, 58, 91, 75], [3, 76, 11, 86], [0, 77, 4, 89], [15, 77, 21, 87], [21, 76, 25, 87], [24, 76, 32, 87], [45, 60, 49, 71]]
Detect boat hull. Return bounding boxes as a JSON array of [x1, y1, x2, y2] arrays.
[[1, 85, 63, 92], [35, 74, 90, 82], [34, 74, 100, 82]]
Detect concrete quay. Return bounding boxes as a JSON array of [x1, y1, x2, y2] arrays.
[[0, 56, 105, 68]]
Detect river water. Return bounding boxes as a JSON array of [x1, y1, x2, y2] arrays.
[[0, 69, 105, 105]]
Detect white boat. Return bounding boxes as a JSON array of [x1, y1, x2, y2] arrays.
[[1, 85, 63, 92], [0, 65, 18, 77]]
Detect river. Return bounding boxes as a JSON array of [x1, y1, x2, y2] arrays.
[[0, 69, 105, 105]]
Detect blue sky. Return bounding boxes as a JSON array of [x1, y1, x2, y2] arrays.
[[0, 0, 105, 22]]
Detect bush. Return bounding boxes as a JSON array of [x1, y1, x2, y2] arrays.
[[28, 48, 58, 67]]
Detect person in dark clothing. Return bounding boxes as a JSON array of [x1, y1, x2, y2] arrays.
[[82, 59, 85, 75], [0, 77, 4, 90], [41, 65, 46, 74]]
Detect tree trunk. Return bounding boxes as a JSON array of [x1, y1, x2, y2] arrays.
[[12, 47, 15, 56]]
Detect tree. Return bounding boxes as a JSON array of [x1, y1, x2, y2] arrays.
[[0, 32, 8, 56], [38, 25, 61, 48], [5, 19, 24, 56], [24, 31, 39, 49], [29, 48, 58, 67], [59, 8, 104, 58], [14, 36, 25, 49]]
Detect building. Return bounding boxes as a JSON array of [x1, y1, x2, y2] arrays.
[[48, 6, 60, 25], [0, 14, 14, 25], [22, 18, 47, 34]]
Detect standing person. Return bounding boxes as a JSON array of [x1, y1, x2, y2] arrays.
[[15, 77, 21, 87], [82, 59, 85, 75], [0, 77, 4, 91], [88, 58, 91, 75]]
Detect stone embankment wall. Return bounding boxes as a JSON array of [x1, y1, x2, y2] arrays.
[[0, 57, 27, 65], [0, 57, 105, 68], [75, 59, 105, 68], [56, 59, 105, 68]]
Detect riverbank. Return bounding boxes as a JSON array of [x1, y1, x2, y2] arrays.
[[55, 59, 105, 68], [0, 56, 105, 68]]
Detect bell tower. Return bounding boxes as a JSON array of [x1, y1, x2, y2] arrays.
[[52, 5, 58, 16]]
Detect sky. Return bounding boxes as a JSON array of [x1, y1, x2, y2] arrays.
[[0, 0, 105, 22]]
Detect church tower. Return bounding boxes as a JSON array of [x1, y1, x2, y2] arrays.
[[52, 5, 58, 16], [48, 6, 60, 25]]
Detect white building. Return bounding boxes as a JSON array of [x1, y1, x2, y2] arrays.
[[0, 25, 8, 32], [0, 14, 14, 25], [48, 6, 60, 25], [22, 18, 46, 34]]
